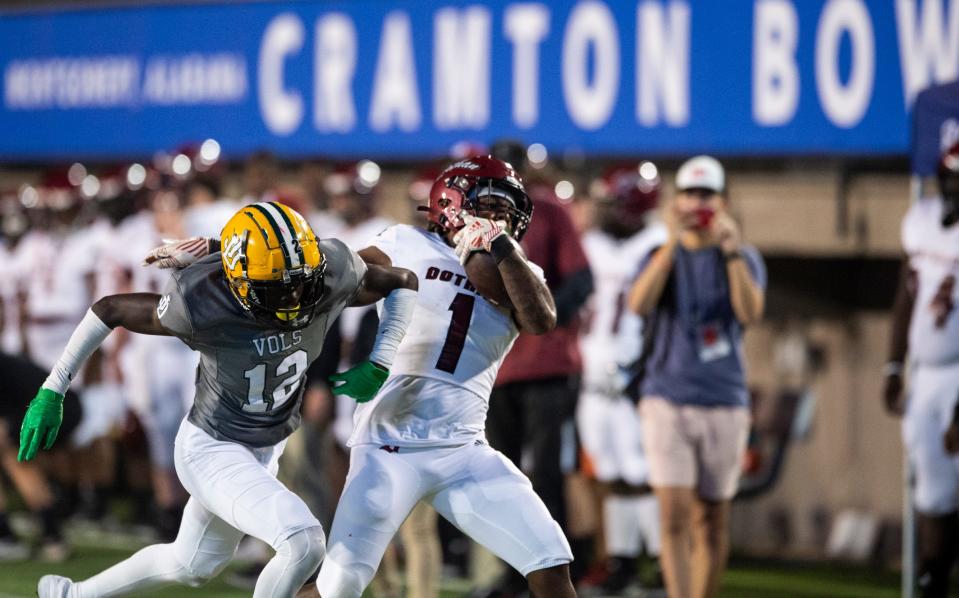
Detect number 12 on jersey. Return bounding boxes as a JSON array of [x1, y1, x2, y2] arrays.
[[243, 349, 308, 412], [436, 293, 475, 374]]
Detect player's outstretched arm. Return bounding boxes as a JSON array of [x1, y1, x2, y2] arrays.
[[18, 293, 169, 462], [329, 257, 418, 404]]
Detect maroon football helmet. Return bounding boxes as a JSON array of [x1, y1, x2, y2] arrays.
[[422, 155, 533, 241], [593, 162, 660, 231]]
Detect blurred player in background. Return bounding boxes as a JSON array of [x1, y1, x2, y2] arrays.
[[0, 190, 28, 355], [0, 352, 82, 561], [14, 171, 122, 529], [116, 185, 198, 539], [578, 163, 667, 593], [628, 156, 765, 598], [307, 156, 575, 598], [483, 140, 593, 595], [886, 142, 959, 598], [22, 201, 418, 598]]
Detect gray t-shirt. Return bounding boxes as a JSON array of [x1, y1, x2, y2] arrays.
[[638, 243, 766, 408], [158, 239, 366, 447]]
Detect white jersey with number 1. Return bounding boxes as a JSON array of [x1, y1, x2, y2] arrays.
[[348, 224, 545, 448]]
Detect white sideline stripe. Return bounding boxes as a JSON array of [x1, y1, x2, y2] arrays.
[[256, 202, 301, 268]]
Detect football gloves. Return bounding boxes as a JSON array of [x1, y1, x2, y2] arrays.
[[452, 215, 508, 265], [329, 360, 389, 404], [143, 237, 212, 269], [18, 388, 64, 462]]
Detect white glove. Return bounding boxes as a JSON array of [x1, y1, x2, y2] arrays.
[[142, 237, 211, 269], [452, 215, 508, 265]]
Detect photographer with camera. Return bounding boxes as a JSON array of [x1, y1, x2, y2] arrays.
[[627, 156, 765, 598]]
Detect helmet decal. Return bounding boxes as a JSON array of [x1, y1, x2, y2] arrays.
[[223, 230, 248, 272]]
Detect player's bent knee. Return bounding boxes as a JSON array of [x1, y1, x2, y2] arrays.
[[179, 556, 233, 587], [169, 542, 235, 587], [315, 554, 372, 598], [278, 526, 327, 572]]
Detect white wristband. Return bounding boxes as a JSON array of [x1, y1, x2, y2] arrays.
[[43, 309, 113, 394], [369, 288, 417, 369]]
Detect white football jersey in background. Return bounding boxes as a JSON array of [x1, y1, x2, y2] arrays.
[[903, 197, 959, 366], [16, 226, 101, 370], [348, 224, 544, 447], [580, 223, 668, 388]]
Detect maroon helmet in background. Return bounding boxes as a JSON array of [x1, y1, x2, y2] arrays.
[[591, 161, 660, 237], [422, 155, 533, 241]]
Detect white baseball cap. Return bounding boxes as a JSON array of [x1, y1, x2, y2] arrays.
[[676, 155, 725, 193]]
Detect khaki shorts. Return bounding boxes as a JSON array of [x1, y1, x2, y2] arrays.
[[639, 397, 751, 501]]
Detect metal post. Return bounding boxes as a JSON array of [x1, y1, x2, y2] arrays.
[[903, 453, 914, 598]]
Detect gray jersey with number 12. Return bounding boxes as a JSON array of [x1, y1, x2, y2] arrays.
[[158, 241, 366, 447]]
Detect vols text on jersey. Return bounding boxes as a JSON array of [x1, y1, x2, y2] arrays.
[[253, 330, 303, 357]]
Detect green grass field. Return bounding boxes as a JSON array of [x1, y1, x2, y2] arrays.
[[0, 548, 903, 598]]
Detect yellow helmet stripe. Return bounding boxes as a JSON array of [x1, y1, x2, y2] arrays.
[[248, 202, 298, 269]]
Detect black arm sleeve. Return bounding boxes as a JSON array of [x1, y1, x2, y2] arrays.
[[552, 267, 594, 327], [306, 317, 342, 388], [350, 309, 380, 365]]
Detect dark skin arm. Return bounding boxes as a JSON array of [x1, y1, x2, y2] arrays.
[[494, 237, 557, 335], [361, 242, 556, 334], [91, 293, 171, 336], [349, 260, 418, 307], [883, 260, 914, 417]]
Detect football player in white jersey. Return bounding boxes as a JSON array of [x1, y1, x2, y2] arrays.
[[578, 164, 667, 592], [885, 142, 959, 598], [309, 156, 575, 598]]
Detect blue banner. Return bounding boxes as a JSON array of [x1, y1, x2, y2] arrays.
[[1, 0, 957, 160]]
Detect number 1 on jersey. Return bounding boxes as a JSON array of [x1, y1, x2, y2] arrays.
[[436, 293, 475, 373]]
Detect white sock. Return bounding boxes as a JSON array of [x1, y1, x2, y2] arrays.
[[74, 544, 192, 598], [635, 494, 662, 556], [604, 495, 643, 557]]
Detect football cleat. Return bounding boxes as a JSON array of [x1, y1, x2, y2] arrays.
[[220, 202, 326, 330]]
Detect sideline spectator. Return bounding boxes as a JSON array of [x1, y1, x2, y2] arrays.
[[627, 156, 765, 598]]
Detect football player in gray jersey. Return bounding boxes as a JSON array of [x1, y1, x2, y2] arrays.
[[21, 202, 418, 598]]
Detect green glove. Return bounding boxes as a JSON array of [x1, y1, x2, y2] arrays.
[[18, 388, 64, 462], [329, 361, 389, 403]]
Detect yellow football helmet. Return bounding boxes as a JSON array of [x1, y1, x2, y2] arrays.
[[220, 202, 326, 329]]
